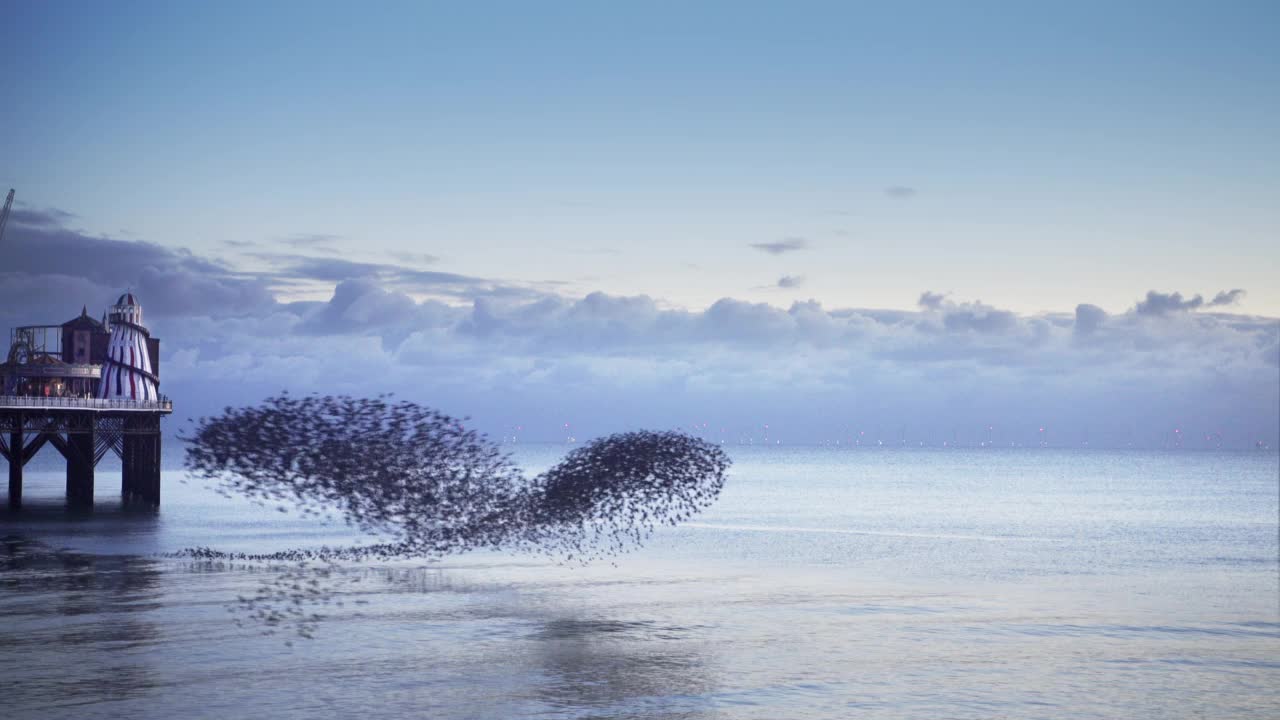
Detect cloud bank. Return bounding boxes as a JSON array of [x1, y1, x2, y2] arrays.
[[3, 210, 1276, 448]]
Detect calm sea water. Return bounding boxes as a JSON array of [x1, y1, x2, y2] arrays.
[[2, 446, 1277, 719]]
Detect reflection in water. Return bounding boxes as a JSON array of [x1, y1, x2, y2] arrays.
[[1, 498, 161, 556], [1, 449, 1277, 719], [0, 536, 164, 710], [351, 563, 726, 718], [532, 617, 718, 718]]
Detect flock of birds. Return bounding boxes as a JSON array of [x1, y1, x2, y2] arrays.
[[174, 394, 731, 637], [180, 393, 730, 563]]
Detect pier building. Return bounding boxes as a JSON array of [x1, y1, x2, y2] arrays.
[[1, 294, 172, 508]]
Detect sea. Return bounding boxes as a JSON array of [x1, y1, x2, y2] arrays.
[[2, 445, 1277, 719]]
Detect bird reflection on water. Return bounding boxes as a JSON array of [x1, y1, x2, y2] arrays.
[[531, 617, 718, 718], [0, 535, 718, 718]]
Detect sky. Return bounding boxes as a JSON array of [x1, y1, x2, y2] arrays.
[[1, 1, 1277, 446]]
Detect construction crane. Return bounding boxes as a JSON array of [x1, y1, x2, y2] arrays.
[[0, 189, 13, 245]]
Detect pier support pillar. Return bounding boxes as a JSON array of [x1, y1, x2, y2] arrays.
[[150, 433, 162, 505], [66, 429, 95, 508], [7, 429, 20, 510], [141, 432, 161, 505], [121, 433, 136, 499], [122, 423, 161, 506]]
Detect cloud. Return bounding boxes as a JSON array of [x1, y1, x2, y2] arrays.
[[777, 275, 805, 289], [259, 255, 386, 281], [918, 291, 948, 310], [1073, 303, 1108, 336], [250, 253, 547, 301], [152, 282, 1274, 448], [750, 237, 808, 255], [1135, 290, 1204, 315], [9, 206, 78, 227], [940, 303, 1017, 334], [278, 233, 343, 249], [702, 298, 802, 344], [0, 210, 275, 318], [389, 250, 441, 266], [1, 208, 1274, 448], [1209, 289, 1246, 307], [1135, 289, 1246, 316], [885, 186, 917, 198], [915, 292, 1017, 334], [295, 279, 427, 337]]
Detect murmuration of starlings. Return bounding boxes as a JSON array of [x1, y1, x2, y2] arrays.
[[175, 394, 731, 564]]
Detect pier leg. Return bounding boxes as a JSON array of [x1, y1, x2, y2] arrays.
[[124, 429, 161, 506], [121, 416, 162, 506], [121, 434, 136, 500], [66, 430, 95, 508], [7, 429, 20, 510], [150, 432, 161, 505], [139, 432, 161, 505]]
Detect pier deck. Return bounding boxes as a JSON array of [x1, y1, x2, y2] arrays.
[[1, 397, 172, 509]]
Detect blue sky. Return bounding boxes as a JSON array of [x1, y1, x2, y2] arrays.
[[1, 2, 1277, 445], [4, 1, 1277, 313]]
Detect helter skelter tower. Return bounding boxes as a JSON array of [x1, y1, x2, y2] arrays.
[[99, 293, 159, 402]]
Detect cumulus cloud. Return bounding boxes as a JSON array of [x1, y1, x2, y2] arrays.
[[1135, 290, 1204, 315], [918, 291, 948, 310], [940, 303, 1018, 335], [1135, 289, 1246, 316], [750, 237, 808, 255], [1210, 289, 1246, 307], [885, 186, 917, 198], [1073, 304, 1108, 336], [295, 279, 421, 336], [915, 292, 1017, 335], [777, 275, 805, 289]]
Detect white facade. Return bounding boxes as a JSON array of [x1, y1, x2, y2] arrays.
[[99, 293, 159, 402]]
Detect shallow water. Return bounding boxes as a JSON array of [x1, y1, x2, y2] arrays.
[[2, 447, 1277, 719]]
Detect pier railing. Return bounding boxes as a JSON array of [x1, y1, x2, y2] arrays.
[[0, 395, 173, 412]]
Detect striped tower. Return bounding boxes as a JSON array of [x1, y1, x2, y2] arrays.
[[99, 292, 159, 402]]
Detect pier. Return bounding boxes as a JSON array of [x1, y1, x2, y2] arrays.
[[1, 295, 172, 509]]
